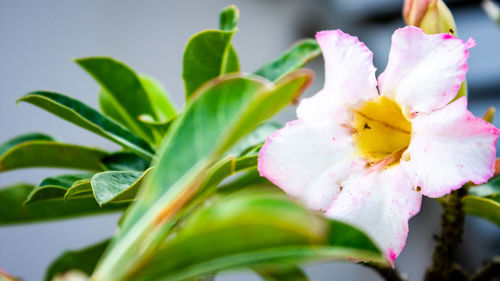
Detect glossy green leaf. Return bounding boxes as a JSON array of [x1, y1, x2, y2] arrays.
[[226, 122, 281, 157], [219, 5, 239, 31], [224, 46, 240, 74], [0, 132, 55, 156], [182, 30, 239, 98], [255, 265, 309, 281], [129, 191, 382, 281], [254, 39, 320, 82], [101, 152, 150, 172], [0, 184, 123, 225], [45, 240, 109, 281], [138, 114, 176, 138], [64, 179, 93, 200], [194, 154, 260, 202], [464, 176, 500, 226], [216, 70, 313, 154], [469, 175, 500, 200], [0, 141, 107, 172], [217, 168, 270, 195], [91, 168, 153, 206], [454, 80, 468, 100], [75, 57, 156, 143], [217, 5, 240, 75], [92, 71, 313, 281], [24, 173, 93, 204], [93, 155, 256, 208], [18, 91, 154, 160], [463, 196, 500, 227], [182, 6, 240, 98], [98, 88, 127, 127], [140, 75, 177, 122], [98, 75, 176, 146]]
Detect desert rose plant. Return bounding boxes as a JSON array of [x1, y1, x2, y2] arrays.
[[1, 2, 499, 281]]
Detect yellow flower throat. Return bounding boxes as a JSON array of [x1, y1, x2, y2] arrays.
[[352, 96, 412, 164]]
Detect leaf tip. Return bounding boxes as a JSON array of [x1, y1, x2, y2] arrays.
[[483, 107, 496, 123]]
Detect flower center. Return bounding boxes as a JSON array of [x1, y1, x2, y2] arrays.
[[351, 96, 411, 165]]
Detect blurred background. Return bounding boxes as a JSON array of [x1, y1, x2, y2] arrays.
[[0, 0, 499, 280]]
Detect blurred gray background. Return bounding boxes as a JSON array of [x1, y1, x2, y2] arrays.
[[1, 0, 499, 280]]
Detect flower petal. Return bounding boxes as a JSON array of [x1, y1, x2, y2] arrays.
[[378, 26, 475, 116], [326, 166, 422, 265], [310, 30, 378, 108], [402, 97, 499, 198], [296, 90, 349, 124], [258, 119, 363, 211]]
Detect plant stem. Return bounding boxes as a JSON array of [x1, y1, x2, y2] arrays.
[[424, 187, 468, 281], [471, 257, 500, 281], [361, 262, 408, 281]]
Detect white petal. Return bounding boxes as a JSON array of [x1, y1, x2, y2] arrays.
[[296, 89, 349, 125], [258, 119, 363, 211], [326, 166, 422, 264], [318, 29, 379, 104], [379, 26, 475, 115], [402, 97, 499, 198]]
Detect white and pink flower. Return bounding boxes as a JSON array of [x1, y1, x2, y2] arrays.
[[258, 26, 499, 264]]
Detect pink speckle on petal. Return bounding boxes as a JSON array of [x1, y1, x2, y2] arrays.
[[442, 34, 453, 40], [387, 250, 397, 267]]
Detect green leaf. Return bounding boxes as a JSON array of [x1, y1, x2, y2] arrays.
[[217, 168, 270, 195], [0, 141, 107, 172], [98, 74, 176, 146], [219, 5, 239, 31], [129, 191, 382, 281], [92, 71, 313, 281], [254, 39, 320, 82], [223, 46, 240, 74], [463, 196, 500, 227], [182, 30, 239, 98], [18, 91, 154, 160], [94, 154, 256, 208], [138, 114, 176, 138], [216, 71, 313, 154], [101, 152, 150, 172], [469, 175, 500, 200], [464, 176, 500, 227], [25, 173, 93, 204], [0, 184, 123, 225], [140, 75, 177, 121], [98, 88, 128, 127], [255, 265, 309, 281], [75, 57, 156, 144], [454, 80, 468, 100], [182, 5, 241, 98], [137, 75, 178, 145], [226, 122, 281, 157], [0, 132, 55, 156], [194, 154, 260, 201], [45, 240, 109, 281], [64, 179, 93, 200], [91, 168, 153, 206]]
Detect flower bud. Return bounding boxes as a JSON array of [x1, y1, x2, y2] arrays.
[[403, 0, 457, 35]]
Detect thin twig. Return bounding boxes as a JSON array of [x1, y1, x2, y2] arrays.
[[361, 262, 408, 281], [471, 257, 500, 281], [424, 187, 469, 281]]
